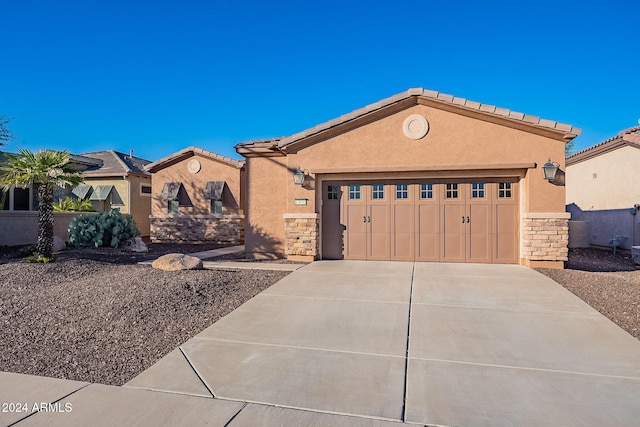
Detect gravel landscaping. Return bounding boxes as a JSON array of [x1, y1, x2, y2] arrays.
[[0, 244, 638, 387], [536, 247, 640, 341], [0, 244, 289, 386]]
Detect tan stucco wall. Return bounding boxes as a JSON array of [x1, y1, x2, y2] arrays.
[[244, 155, 287, 257], [287, 105, 565, 213], [566, 145, 640, 210], [244, 104, 568, 260], [84, 176, 151, 236], [0, 212, 77, 246], [150, 153, 243, 217], [127, 174, 152, 236]]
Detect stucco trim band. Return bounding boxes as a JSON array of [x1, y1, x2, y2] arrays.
[[521, 212, 571, 219], [311, 163, 536, 175], [283, 213, 318, 219]]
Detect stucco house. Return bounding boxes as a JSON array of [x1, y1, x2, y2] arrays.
[[566, 126, 640, 249], [0, 152, 103, 246], [144, 146, 245, 244], [235, 88, 580, 268], [0, 149, 152, 245], [75, 150, 152, 236]]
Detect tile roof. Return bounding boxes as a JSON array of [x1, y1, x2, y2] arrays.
[[144, 146, 244, 173], [566, 126, 640, 165], [236, 88, 580, 152], [81, 150, 151, 177]]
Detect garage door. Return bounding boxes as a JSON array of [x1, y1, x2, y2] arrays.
[[321, 180, 518, 263]]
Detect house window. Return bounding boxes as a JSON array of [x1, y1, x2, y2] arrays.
[[420, 184, 433, 199], [140, 185, 152, 196], [0, 189, 9, 210], [349, 184, 361, 200], [0, 186, 34, 211], [372, 184, 384, 199], [168, 200, 179, 214], [445, 183, 459, 199], [471, 182, 485, 199], [396, 184, 408, 199], [498, 182, 512, 198], [211, 199, 223, 214], [327, 185, 338, 200]]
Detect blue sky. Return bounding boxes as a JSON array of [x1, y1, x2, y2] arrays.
[[1, 0, 638, 161]]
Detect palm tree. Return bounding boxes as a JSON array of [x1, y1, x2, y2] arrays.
[[0, 149, 84, 259]]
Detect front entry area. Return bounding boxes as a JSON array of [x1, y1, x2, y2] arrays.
[[322, 180, 519, 263]]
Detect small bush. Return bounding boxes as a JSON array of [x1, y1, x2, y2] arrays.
[[26, 254, 56, 263], [68, 208, 139, 248], [53, 197, 94, 212]]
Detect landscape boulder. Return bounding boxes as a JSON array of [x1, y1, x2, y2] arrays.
[[52, 236, 66, 253], [152, 253, 203, 271], [123, 237, 149, 252]]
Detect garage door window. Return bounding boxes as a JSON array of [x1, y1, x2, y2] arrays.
[[445, 183, 459, 199], [420, 184, 433, 199], [396, 184, 408, 199], [372, 184, 384, 199], [471, 182, 485, 198], [349, 185, 361, 200], [498, 182, 512, 198], [327, 185, 339, 200]]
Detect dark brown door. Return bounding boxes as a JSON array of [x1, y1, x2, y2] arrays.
[[321, 183, 343, 259]]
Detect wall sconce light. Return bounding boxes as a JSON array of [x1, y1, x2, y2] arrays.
[[542, 159, 559, 182], [293, 168, 308, 186]]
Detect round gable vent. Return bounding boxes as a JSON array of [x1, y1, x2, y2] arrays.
[[188, 159, 201, 174], [403, 114, 429, 140]]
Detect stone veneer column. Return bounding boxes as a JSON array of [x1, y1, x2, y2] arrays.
[[283, 213, 318, 262], [521, 212, 570, 268]]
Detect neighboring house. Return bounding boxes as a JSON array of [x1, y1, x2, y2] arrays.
[[236, 88, 580, 268], [75, 150, 152, 236], [144, 146, 245, 244], [566, 126, 640, 249], [0, 152, 103, 246], [0, 150, 152, 246]]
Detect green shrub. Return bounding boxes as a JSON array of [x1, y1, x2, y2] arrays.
[[68, 208, 139, 248], [53, 197, 94, 212], [26, 254, 56, 263]]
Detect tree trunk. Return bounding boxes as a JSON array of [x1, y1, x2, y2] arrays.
[[36, 183, 54, 259]]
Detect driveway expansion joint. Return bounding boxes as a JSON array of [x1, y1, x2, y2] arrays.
[[179, 346, 217, 398]]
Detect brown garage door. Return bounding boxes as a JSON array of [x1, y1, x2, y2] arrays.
[[321, 180, 518, 263]]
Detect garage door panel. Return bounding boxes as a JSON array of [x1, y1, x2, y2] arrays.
[[344, 204, 367, 260], [416, 204, 439, 261], [468, 204, 492, 263], [442, 204, 465, 263], [369, 204, 390, 260], [392, 204, 414, 260], [495, 204, 518, 263]]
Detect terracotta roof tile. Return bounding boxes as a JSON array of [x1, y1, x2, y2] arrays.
[[566, 126, 640, 164]]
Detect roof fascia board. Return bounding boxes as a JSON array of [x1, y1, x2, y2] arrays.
[[311, 163, 536, 174]]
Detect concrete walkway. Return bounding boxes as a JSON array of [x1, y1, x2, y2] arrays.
[[4, 261, 640, 426]]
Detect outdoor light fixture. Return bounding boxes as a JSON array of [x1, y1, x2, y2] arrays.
[[542, 159, 559, 182], [293, 168, 307, 185]]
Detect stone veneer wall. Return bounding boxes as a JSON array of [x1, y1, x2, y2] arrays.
[[283, 213, 318, 258], [150, 215, 244, 244], [521, 213, 570, 262]]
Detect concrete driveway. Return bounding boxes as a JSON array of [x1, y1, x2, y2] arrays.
[[122, 261, 640, 426]]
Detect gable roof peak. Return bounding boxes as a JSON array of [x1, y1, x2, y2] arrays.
[[238, 88, 579, 153]]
